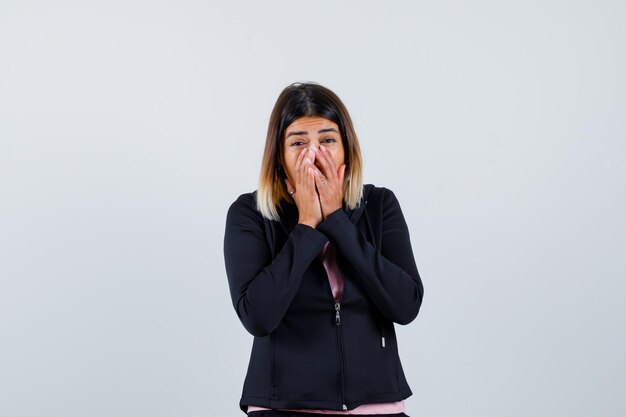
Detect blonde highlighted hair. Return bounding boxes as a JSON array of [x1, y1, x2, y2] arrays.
[[256, 82, 364, 221]]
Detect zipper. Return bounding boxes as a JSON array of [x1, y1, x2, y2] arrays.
[[321, 257, 348, 411], [334, 300, 347, 411]]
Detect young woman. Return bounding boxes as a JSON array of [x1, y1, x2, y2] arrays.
[[224, 82, 424, 417]]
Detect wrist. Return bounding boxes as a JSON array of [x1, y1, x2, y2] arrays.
[[298, 219, 318, 229], [324, 205, 343, 217], [318, 206, 348, 230]]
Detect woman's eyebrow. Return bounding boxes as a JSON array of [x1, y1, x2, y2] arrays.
[[286, 128, 338, 138], [286, 131, 308, 138]]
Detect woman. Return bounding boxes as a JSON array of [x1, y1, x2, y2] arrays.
[[224, 82, 424, 417]]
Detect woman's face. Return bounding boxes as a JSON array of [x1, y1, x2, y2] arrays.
[[281, 116, 345, 187]]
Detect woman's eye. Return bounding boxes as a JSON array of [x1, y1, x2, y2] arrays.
[[322, 138, 336, 143], [290, 141, 305, 147]]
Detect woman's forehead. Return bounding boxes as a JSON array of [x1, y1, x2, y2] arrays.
[[285, 116, 338, 134]]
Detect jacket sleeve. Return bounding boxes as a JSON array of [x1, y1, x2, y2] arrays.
[[223, 194, 329, 337], [316, 188, 424, 325]]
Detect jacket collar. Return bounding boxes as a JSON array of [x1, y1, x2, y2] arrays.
[[275, 184, 375, 235]]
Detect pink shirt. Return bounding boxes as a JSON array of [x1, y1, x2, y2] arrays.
[[247, 402, 406, 415], [247, 242, 405, 415]]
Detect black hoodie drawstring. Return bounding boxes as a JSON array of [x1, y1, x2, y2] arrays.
[[380, 320, 386, 348]]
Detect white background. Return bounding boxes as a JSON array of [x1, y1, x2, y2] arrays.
[[1, 1, 624, 416]]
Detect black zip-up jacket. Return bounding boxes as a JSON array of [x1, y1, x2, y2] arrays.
[[224, 184, 424, 413]]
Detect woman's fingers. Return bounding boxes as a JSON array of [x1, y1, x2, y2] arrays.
[[303, 148, 314, 172], [313, 148, 345, 219], [294, 147, 308, 179], [313, 147, 330, 179], [317, 146, 337, 179], [304, 149, 317, 185], [339, 163, 346, 184], [285, 147, 324, 228], [285, 178, 294, 193], [292, 147, 312, 193], [308, 166, 315, 188]]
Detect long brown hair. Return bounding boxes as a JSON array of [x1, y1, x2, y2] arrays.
[[257, 82, 364, 221]]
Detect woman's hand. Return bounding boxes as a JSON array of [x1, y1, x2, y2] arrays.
[[313, 146, 346, 219], [284, 147, 323, 228]]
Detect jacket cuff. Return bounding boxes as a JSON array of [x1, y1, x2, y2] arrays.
[[291, 223, 330, 248], [317, 208, 354, 243]]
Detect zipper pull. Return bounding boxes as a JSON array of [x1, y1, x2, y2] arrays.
[[342, 404, 348, 410], [335, 303, 341, 326], [381, 337, 386, 348]]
